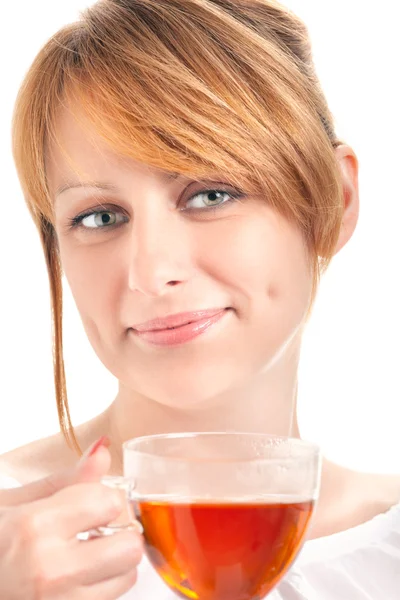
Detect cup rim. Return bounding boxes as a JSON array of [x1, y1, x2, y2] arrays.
[[122, 431, 320, 464]]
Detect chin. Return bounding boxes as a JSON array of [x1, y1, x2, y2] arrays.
[[127, 363, 247, 410], [143, 381, 231, 410]]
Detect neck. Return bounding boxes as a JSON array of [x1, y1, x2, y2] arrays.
[[83, 334, 400, 537], [102, 332, 303, 474]]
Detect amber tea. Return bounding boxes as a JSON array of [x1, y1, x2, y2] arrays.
[[133, 497, 314, 600]]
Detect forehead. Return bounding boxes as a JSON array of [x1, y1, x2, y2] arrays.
[[45, 107, 176, 197]]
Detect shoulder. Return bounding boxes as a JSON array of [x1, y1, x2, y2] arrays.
[[311, 463, 400, 539], [0, 433, 76, 484], [363, 471, 400, 514], [346, 470, 400, 529], [0, 421, 100, 484]]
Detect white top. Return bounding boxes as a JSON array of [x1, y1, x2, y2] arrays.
[[1, 475, 399, 599]]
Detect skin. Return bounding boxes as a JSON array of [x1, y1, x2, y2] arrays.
[[1, 104, 400, 560], [0, 443, 142, 599]]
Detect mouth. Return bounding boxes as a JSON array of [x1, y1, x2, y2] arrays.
[[130, 308, 231, 347]]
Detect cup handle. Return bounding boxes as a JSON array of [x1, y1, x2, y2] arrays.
[[77, 475, 143, 541]]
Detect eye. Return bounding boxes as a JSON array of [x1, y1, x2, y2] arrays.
[[70, 209, 128, 230], [184, 189, 242, 210]]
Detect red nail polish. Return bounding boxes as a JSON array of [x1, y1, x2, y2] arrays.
[[88, 435, 111, 457]]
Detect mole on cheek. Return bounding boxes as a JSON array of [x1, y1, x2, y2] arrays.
[[267, 284, 279, 299]]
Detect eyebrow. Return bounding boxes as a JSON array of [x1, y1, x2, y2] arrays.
[[55, 171, 181, 199]]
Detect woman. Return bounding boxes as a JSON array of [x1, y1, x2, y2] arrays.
[[1, 0, 399, 598]]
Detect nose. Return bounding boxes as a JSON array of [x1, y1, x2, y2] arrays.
[[127, 210, 192, 297]]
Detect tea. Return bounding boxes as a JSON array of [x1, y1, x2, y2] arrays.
[[133, 498, 314, 600]]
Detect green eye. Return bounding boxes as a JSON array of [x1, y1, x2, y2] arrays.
[[71, 210, 128, 230], [82, 211, 117, 228], [185, 190, 233, 210]]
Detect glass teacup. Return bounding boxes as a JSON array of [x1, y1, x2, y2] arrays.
[[95, 432, 321, 600]]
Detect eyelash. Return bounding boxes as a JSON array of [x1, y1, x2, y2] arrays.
[[68, 187, 245, 232]]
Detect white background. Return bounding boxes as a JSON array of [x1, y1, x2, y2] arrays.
[[0, 1, 399, 472]]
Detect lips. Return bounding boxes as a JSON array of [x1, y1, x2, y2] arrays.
[[132, 309, 227, 332], [130, 308, 230, 347]]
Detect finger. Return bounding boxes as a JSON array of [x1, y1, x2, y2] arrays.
[[36, 446, 112, 493], [79, 570, 138, 600], [74, 530, 143, 586], [74, 439, 112, 484], [36, 482, 124, 538], [0, 443, 111, 507]]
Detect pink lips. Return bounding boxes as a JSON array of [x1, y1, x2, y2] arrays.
[[131, 309, 229, 347]]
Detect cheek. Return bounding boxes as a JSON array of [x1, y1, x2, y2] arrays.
[[197, 213, 312, 315], [58, 239, 123, 336], [262, 231, 312, 313], [227, 217, 312, 369]]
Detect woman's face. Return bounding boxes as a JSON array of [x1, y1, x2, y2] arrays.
[[47, 108, 313, 407]]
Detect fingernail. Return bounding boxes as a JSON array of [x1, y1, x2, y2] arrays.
[[82, 436, 111, 460]]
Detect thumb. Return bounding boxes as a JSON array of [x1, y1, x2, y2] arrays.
[[0, 437, 111, 507]]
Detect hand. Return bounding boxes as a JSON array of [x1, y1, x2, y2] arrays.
[[0, 439, 143, 599], [0, 436, 114, 507]]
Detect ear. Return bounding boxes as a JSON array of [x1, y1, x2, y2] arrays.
[[333, 144, 360, 255]]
